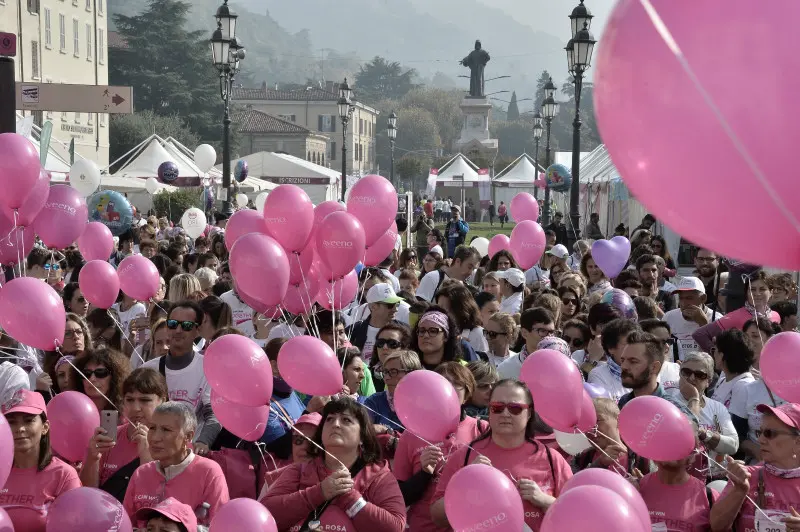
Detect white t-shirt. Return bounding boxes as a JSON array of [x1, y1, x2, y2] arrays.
[[499, 292, 523, 315], [111, 301, 147, 337], [663, 307, 721, 360], [380, 268, 401, 294], [488, 350, 517, 368], [667, 389, 739, 470], [658, 361, 681, 391], [361, 325, 381, 361], [711, 371, 755, 409], [220, 290, 255, 337], [497, 353, 525, 380], [344, 302, 411, 327], [462, 327, 489, 353], [417, 270, 449, 302], [0, 362, 30, 405], [524, 266, 550, 287], [729, 379, 786, 443], [588, 364, 630, 403]]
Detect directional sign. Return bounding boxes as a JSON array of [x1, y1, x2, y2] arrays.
[[15, 83, 133, 114]]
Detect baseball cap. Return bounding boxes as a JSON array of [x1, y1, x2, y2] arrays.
[[756, 403, 800, 431], [450, 205, 461, 213], [134, 498, 197, 531], [296, 412, 322, 428], [547, 244, 569, 259], [430, 245, 444, 257], [495, 268, 525, 288], [366, 283, 403, 305], [672, 276, 705, 294], [2, 389, 47, 417]]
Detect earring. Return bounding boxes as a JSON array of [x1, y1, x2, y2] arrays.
[[359, 442, 364, 454]]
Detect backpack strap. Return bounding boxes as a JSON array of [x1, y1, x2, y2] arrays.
[[706, 486, 714, 509], [434, 269, 446, 297], [158, 356, 166, 378]]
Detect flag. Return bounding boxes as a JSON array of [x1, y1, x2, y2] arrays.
[[39, 121, 52, 166], [68, 138, 75, 165]]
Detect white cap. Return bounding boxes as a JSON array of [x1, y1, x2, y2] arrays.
[[495, 268, 525, 288], [366, 283, 403, 305], [673, 276, 705, 294], [430, 245, 444, 257], [547, 244, 569, 259]]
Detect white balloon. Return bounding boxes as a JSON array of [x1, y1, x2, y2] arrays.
[[236, 193, 249, 208], [470, 237, 490, 257], [255, 192, 268, 213], [707, 480, 728, 493], [554, 430, 592, 456], [181, 207, 207, 239], [194, 144, 217, 173], [69, 159, 101, 197], [145, 177, 160, 194]]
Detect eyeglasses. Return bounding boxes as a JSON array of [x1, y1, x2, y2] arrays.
[[561, 298, 578, 306], [383, 368, 410, 379], [483, 330, 507, 339], [64, 329, 83, 339], [418, 327, 444, 337], [561, 334, 584, 348], [534, 327, 556, 337], [755, 428, 799, 440], [44, 263, 61, 271], [476, 381, 496, 391], [679, 368, 709, 381], [85, 367, 111, 379], [489, 402, 530, 415], [663, 337, 676, 346], [375, 338, 402, 349], [166, 319, 198, 332]]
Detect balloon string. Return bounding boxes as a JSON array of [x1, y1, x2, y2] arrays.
[[106, 309, 146, 365], [293, 253, 318, 337], [278, 307, 298, 338], [252, 441, 278, 472], [271, 407, 346, 470], [344, 269, 372, 347], [13, 211, 21, 272], [700, 451, 773, 520], [575, 427, 637, 481], [638, 0, 800, 236]]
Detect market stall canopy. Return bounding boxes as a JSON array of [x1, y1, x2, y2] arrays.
[[435, 154, 483, 184], [493, 154, 545, 187], [109, 134, 207, 186]]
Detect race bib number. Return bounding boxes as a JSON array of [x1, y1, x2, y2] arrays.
[[755, 509, 788, 532], [679, 338, 698, 353], [651, 523, 668, 532]]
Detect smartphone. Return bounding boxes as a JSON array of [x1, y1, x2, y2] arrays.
[[100, 410, 119, 442]]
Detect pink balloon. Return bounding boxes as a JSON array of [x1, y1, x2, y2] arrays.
[[211, 391, 270, 442], [117, 255, 160, 301], [394, 370, 461, 442], [2, 168, 49, 227], [577, 389, 597, 432], [277, 336, 343, 396], [444, 464, 525, 532], [234, 280, 280, 317], [363, 221, 398, 267], [346, 174, 397, 246], [562, 469, 651, 531], [77, 221, 114, 262], [542, 485, 648, 532], [759, 331, 800, 402], [313, 200, 346, 232], [509, 220, 546, 270], [230, 233, 290, 307], [520, 349, 583, 432], [283, 274, 319, 315], [204, 335, 274, 406], [510, 192, 540, 222], [488, 234, 510, 258], [315, 212, 366, 279], [316, 270, 358, 311], [0, 277, 65, 350], [0, 415, 12, 490], [618, 395, 695, 461], [47, 391, 100, 463], [0, 133, 41, 210], [79, 260, 120, 309], [264, 184, 314, 253], [287, 244, 315, 285], [33, 185, 89, 248], [45, 486, 132, 532], [210, 498, 277, 532], [0, 507, 11, 532], [225, 209, 268, 252], [0, 221, 34, 266]]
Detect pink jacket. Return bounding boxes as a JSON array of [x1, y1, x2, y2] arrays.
[[692, 306, 780, 351]]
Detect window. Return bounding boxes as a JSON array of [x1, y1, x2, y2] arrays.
[[359, 119, 363, 135], [278, 114, 296, 122], [61, 112, 67, 122], [87, 113, 93, 125], [74, 112, 81, 124], [44, 8, 51, 48], [98, 29, 104, 64], [98, 0, 103, 15], [32, 111, 43, 128], [31, 41, 39, 78], [72, 0, 78, 6], [100, 113, 106, 126], [45, 79, 53, 119], [72, 18, 79, 56], [318, 115, 336, 133], [85, 24, 91, 59], [27, 0, 39, 14], [85, 0, 91, 10], [59, 14, 66, 52], [330, 141, 336, 161]]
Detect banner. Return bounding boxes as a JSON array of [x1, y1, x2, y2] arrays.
[[425, 168, 438, 198]]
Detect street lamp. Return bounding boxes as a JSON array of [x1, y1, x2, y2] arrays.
[[338, 78, 355, 202], [387, 110, 397, 187], [210, 0, 245, 216], [541, 78, 558, 226], [570, 0, 594, 37], [533, 111, 543, 199]]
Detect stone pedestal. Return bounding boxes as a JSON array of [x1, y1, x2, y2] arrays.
[[453, 96, 499, 155]]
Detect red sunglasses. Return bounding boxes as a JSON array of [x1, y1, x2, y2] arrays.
[[489, 402, 531, 415]]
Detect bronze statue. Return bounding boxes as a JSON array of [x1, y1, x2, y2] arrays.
[[460, 40, 491, 98]]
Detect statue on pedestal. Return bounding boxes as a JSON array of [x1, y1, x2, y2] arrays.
[[460, 40, 491, 98]]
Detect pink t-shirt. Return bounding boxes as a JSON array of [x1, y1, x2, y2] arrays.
[[0, 457, 81, 532], [433, 438, 573, 531], [720, 465, 800, 531], [99, 423, 139, 486], [639, 473, 717, 531], [394, 416, 484, 532], [122, 455, 230, 527]]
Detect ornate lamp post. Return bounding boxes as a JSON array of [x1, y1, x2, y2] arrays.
[[533, 111, 543, 200], [540, 78, 559, 226], [387, 110, 397, 187], [337, 78, 355, 202]]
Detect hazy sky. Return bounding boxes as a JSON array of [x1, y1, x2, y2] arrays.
[[477, 0, 616, 41]]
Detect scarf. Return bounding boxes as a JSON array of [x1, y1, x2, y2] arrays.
[[764, 463, 800, 479], [607, 356, 623, 379], [744, 302, 773, 320], [518, 345, 530, 362]]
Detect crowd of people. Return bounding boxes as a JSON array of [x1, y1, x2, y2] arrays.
[[1, 202, 799, 532]]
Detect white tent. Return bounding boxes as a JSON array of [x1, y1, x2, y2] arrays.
[[493, 154, 545, 218], [109, 134, 207, 186], [434, 154, 491, 212]]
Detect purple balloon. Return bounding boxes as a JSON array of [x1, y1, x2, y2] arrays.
[[158, 161, 179, 183], [601, 288, 638, 321], [591, 236, 631, 278], [584, 381, 612, 400]]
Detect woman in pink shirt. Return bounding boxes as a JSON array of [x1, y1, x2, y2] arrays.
[[0, 389, 81, 532], [394, 362, 484, 532], [80, 368, 167, 501], [123, 401, 229, 528], [263, 397, 407, 531], [430, 379, 573, 531], [711, 403, 800, 531]]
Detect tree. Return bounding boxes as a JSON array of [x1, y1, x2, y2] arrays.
[[109, 111, 200, 169], [375, 105, 440, 176], [354, 57, 417, 103], [492, 119, 533, 158], [506, 91, 520, 122], [395, 154, 430, 194], [399, 88, 463, 151], [152, 188, 203, 223], [534, 70, 553, 108]]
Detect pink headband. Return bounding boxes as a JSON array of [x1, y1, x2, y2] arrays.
[[419, 311, 449, 334], [55, 355, 75, 371]]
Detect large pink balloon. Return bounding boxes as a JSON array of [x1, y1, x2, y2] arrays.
[[210, 498, 278, 532], [33, 185, 89, 248], [230, 233, 290, 307], [394, 370, 461, 442], [577, 389, 597, 432], [0, 507, 12, 532], [618, 395, 695, 462], [283, 273, 319, 315], [363, 221, 398, 267], [0, 277, 65, 350], [76, 221, 114, 262], [595, 0, 800, 269], [2, 168, 49, 227], [264, 185, 314, 253], [277, 336, 342, 396], [562, 469, 651, 531], [45, 486, 132, 532], [316, 270, 358, 311], [0, 415, 12, 490], [225, 208, 268, 251], [313, 200, 346, 232], [315, 212, 366, 279], [0, 219, 34, 266], [0, 133, 41, 210], [211, 391, 270, 442], [234, 280, 280, 317], [287, 244, 315, 285], [759, 331, 800, 403], [488, 234, 510, 258], [510, 192, 539, 223], [117, 255, 160, 301], [346, 174, 397, 246], [204, 335, 273, 407], [444, 464, 525, 532], [509, 220, 546, 270], [542, 485, 648, 532], [520, 349, 583, 432], [79, 260, 120, 309], [48, 391, 101, 463]]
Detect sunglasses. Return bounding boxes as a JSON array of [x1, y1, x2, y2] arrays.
[[85, 367, 111, 379], [561, 334, 584, 348], [679, 368, 709, 381], [407, 255, 417, 260], [483, 330, 507, 339], [375, 338, 402, 349], [418, 327, 444, 337], [561, 298, 578, 306], [489, 402, 531, 415], [476, 381, 496, 391], [166, 319, 198, 332], [44, 263, 61, 271], [755, 428, 798, 440]]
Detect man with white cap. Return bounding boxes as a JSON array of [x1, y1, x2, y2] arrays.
[[495, 268, 525, 315], [664, 276, 722, 361], [348, 283, 403, 361]]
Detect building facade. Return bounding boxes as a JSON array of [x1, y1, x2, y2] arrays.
[[232, 82, 379, 176], [1, 0, 110, 166], [236, 109, 329, 164]]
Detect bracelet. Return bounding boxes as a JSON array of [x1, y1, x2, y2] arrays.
[[346, 497, 367, 519]]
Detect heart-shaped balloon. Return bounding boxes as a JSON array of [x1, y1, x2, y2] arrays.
[[591, 236, 631, 279]]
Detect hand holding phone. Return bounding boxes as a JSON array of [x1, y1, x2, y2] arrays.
[[100, 410, 119, 442]]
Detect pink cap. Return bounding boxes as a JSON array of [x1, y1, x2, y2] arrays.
[[757, 403, 800, 430], [134, 497, 197, 530], [2, 389, 47, 417], [296, 412, 322, 428]]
